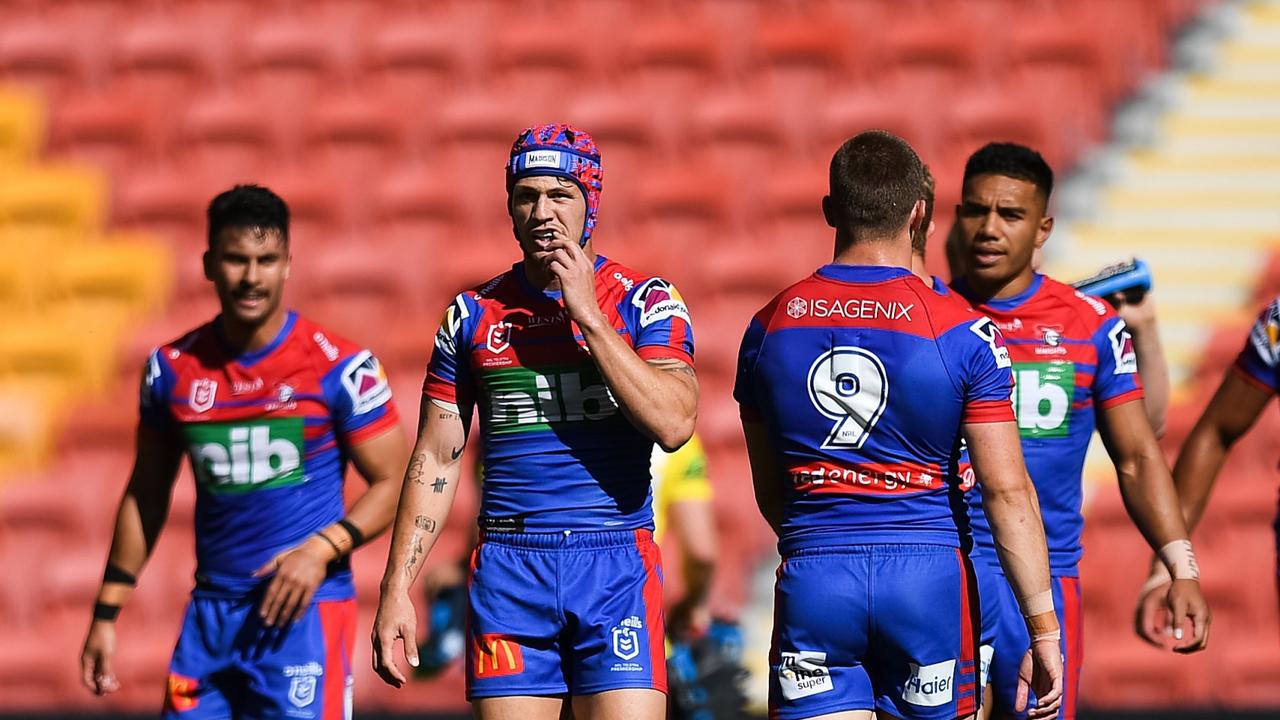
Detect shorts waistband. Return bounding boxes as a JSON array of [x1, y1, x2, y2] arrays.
[[479, 527, 653, 550], [782, 542, 956, 558]]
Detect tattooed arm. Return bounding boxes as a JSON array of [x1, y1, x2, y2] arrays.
[[372, 396, 469, 687]]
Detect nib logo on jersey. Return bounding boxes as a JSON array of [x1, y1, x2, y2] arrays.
[[185, 418, 306, 494], [485, 365, 618, 434], [1012, 362, 1074, 438]]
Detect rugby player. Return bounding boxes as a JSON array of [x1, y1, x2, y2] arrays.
[[372, 123, 697, 720], [950, 143, 1210, 720], [79, 185, 408, 718], [737, 130, 1063, 720], [1135, 295, 1280, 644]]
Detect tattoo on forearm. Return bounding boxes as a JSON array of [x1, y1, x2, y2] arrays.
[[450, 446, 464, 460], [438, 412, 457, 420], [406, 453, 426, 486], [432, 477, 448, 493], [403, 536, 424, 577], [414, 515, 437, 533]]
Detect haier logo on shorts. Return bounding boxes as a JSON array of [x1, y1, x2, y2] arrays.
[[485, 366, 618, 433], [185, 418, 306, 493], [612, 616, 643, 661], [902, 658, 955, 707], [1012, 362, 1074, 438], [778, 650, 833, 700]]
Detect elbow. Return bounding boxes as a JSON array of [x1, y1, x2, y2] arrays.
[[653, 417, 696, 453]]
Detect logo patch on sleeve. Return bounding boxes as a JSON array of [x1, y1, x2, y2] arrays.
[[141, 351, 162, 408], [778, 650, 834, 700], [1249, 301, 1280, 368], [436, 295, 471, 354], [632, 278, 690, 327], [1108, 321, 1138, 374], [341, 350, 392, 414], [969, 317, 1012, 368]]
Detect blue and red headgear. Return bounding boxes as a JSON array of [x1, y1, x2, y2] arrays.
[[506, 123, 603, 246]]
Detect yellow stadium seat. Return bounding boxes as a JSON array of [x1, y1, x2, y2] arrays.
[[45, 233, 172, 314], [0, 381, 61, 475], [0, 164, 104, 239], [0, 89, 44, 166], [0, 315, 117, 396]]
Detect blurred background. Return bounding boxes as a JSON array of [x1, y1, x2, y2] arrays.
[[0, 0, 1278, 717]]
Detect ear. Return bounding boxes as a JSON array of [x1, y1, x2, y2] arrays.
[[906, 199, 926, 237], [822, 195, 836, 229], [284, 251, 292, 281], [202, 250, 214, 282], [1035, 215, 1054, 249]]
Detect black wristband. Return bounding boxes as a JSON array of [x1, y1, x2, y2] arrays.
[[337, 519, 365, 549], [315, 531, 343, 556], [93, 602, 121, 622], [103, 564, 137, 586]]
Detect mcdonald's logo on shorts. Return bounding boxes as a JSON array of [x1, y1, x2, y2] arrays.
[[165, 672, 200, 712], [473, 634, 525, 678]]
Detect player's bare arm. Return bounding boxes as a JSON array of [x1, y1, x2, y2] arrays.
[[80, 425, 184, 696], [254, 424, 408, 628], [965, 420, 1063, 720], [543, 237, 698, 451], [1115, 294, 1170, 436], [1096, 399, 1210, 652], [1136, 371, 1268, 647], [372, 397, 469, 688], [741, 419, 784, 536]]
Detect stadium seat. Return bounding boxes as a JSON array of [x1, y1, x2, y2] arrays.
[[241, 17, 343, 131], [112, 164, 206, 247], [361, 18, 468, 113], [47, 91, 154, 182], [0, 18, 88, 101], [621, 14, 725, 101], [0, 87, 43, 165], [110, 16, 213, 122], [45, 233, 172, 314], [177, 91, 278, 188], [0, 163, 105, 238]]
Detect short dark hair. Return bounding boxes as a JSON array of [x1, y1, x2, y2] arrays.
[[912, 164, 935, 256], [207, 185, 290, 249], [828, 130, 925, 243], [962, 142, 1053, 203]]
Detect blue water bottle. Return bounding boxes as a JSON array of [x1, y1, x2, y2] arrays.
[[1071, 258, 1152, 307]]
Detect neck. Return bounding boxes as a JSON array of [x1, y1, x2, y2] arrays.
[[964, 268, 1037, 304], [909, 253, 930, 284], [221, 307, 287, 353], [832, 231, 912, 269]]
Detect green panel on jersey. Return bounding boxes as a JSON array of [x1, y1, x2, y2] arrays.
[[183, 417, 306, 494], [1011, 362, 1075, 439], [482, 364, 619, 435]]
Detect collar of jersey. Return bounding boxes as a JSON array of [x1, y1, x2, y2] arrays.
[[959, 272, 1044, 312], [515, 254, 608, 298], [214, 310, 297, 367], [815, 264, 914, 284]]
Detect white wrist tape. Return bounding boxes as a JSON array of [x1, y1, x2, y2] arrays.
[[1031, 629, 1062, 644], [1020, 590, 1055, 618], [1158, 539, 1200, 581]]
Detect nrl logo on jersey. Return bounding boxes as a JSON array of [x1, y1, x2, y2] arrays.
[[632, 278, 689, 327], [487, 321, 514, 353], [189, 379, 218, 413]]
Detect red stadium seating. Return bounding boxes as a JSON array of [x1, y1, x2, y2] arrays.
[[0, 0, 1236, 714]]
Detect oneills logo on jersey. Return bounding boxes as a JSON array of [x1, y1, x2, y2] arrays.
[[474, 634, 524, 677], [632, 278, 690, 327], [341, 351, 392, 414], [189, 378, 217, 413]]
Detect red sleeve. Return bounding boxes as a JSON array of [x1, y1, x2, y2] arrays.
[[962, 398, 1016, 424]]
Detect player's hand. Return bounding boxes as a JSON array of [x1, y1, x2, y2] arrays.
[[1166, 578, 1211, 653], [1133, 561, 1171, 647], [80, 620, 121, 696], [541, 238, 605, 332], [1111, 292, 1156, 334], [372, 588, 419, 688], [667, 596, 712, 641], [1015, 636, 1063, 719], [253, 536, 334, 627]]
